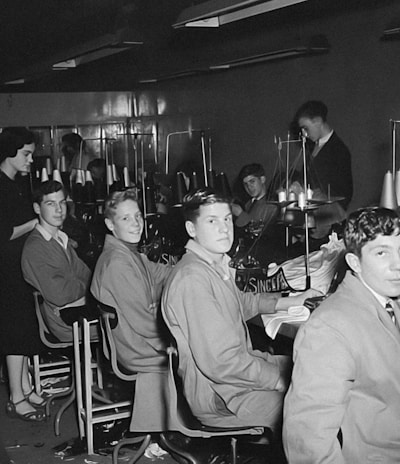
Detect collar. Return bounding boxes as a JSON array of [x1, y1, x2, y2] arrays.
[[36, 223, 68, 249], [316, 129, 333, 147], [358, 274, 389, 309], [185, 239, 232, 281]]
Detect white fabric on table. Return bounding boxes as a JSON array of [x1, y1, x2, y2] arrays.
[[261, 305, 310, 339]]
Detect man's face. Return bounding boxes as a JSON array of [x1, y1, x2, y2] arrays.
[[105, 199, 144, 244], [346, 233, 400, 299], [34, 190, 67, 232], [9, 143, 35, 173], [242, 174, 266, 199], [298, 116, 323, 142], [186, 202, 233, 259]]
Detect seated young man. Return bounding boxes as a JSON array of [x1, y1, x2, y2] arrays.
[[161, 188, 318, 433], [283, 207, 400, 463], [91, 189, 172, 433], [91, 188, 172, 373], [232, 163, 279, 231], [21, 180, 97, 342]]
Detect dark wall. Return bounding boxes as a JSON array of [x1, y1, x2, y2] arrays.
[[139, 2, 400, 211]]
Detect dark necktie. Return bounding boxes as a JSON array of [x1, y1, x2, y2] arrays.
[[386, 301, 397, 325]]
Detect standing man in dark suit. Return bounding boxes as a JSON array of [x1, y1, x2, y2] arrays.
[[293, 100, 353, 238]]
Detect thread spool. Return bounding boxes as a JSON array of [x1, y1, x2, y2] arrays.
[[145, 186, 157, 216], [41, 167, 49, 183], [52, 169, 63, 185], [215, 172, 232, 198], [84, 170, 95, 204], [190, 171, 199, 191], [380, 170, 398, 210], [278, 189, 287, 202], [45, 157, 53, 176], [172, 172, 188, 207]]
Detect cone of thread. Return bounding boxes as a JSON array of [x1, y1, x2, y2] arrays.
[[380, 170, 398, 210]]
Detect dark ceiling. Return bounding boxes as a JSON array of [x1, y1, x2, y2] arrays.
[[0, 0, 393, 93]]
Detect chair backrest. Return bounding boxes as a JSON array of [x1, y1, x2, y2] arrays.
[[166, 345, 264, 438], [33, 291, 72, 349], [97, 300, 137, 382]]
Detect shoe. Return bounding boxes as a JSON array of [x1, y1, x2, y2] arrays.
[[6, 399, 46, 422], [24, 388, 51, 408]]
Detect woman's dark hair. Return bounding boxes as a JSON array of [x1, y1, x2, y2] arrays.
[[0, 127, 35, 163], [344, 207, 400, 257], [183, 188, 231, 222]]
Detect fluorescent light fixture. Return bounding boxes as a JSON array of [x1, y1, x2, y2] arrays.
[[4, 78, 25, 85], [173, 0, 308, 28], [138, 41, 329, 83], [209, 45, 328, 69], [382, 27, 400, 40], [52, 28, 143, 70]]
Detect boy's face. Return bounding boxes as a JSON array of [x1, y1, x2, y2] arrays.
[[242, 174, 266, 199], [105, 199, 143, 244], [34, 190, 67, 232], [186, 202, 233, 259], [346, 233, 400, 299]]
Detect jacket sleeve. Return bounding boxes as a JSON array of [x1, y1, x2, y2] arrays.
[[283, 316, 355, 464], [165, 266, 281, 391], [94, 254, 163, 339], [22, 237, 90, 307]]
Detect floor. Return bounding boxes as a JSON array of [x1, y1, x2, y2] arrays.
[[0, 362, 288, 464]]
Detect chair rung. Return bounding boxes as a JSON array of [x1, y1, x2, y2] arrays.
[[91, 401, 132, 412], [80, 409, 131, 424]]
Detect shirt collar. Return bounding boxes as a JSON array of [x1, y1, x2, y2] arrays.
[[317, 129, 333, 147], [36, 223, 68, 248], [185, 239, 233, 281], [358, 274, 389, 308]]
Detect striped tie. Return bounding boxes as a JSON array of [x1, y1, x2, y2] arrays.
[[386, 301, 396, 325]]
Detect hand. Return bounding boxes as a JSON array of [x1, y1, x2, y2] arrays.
[[275, 288, 324, 311], [231, 203, 243, 217]]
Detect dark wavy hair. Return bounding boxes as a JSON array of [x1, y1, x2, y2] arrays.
[[344, 207, 400, 257], [294, 100, 328, 123], [104, 188, 139, 219], [32, 180, 66, 204], [238, 163, 265, 183], [183, 188, 231, 222], [0, 127, 35, 163]]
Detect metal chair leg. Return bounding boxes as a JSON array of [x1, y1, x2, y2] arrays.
[[54, 389, 76, 436], [112, 434, 151, 464]]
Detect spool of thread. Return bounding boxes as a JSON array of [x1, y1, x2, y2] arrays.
[[298, 192, 306, 209], [215, 172, 232, 198], [123, 167, 130, 189], [380, 170, 398, 210], [41, 167, 49, 183], [45, 158, 53, 176], [52, 169, 63, 185], [395, 170, 400, 205], [145, 186, 157, 215], [173, 172, 188, 207], [190, 171, 199, 191], [278, 190, 287, 202], [60, 156, 67, 172]]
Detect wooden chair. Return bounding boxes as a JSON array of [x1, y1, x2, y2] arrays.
[[32, 291, 75, 428], [96, 301, 152, 464], [159, 346, 264, 464], [78, 315, 136, 456]]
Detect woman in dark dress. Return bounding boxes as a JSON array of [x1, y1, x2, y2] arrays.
[[0, 127, 46, 422]]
